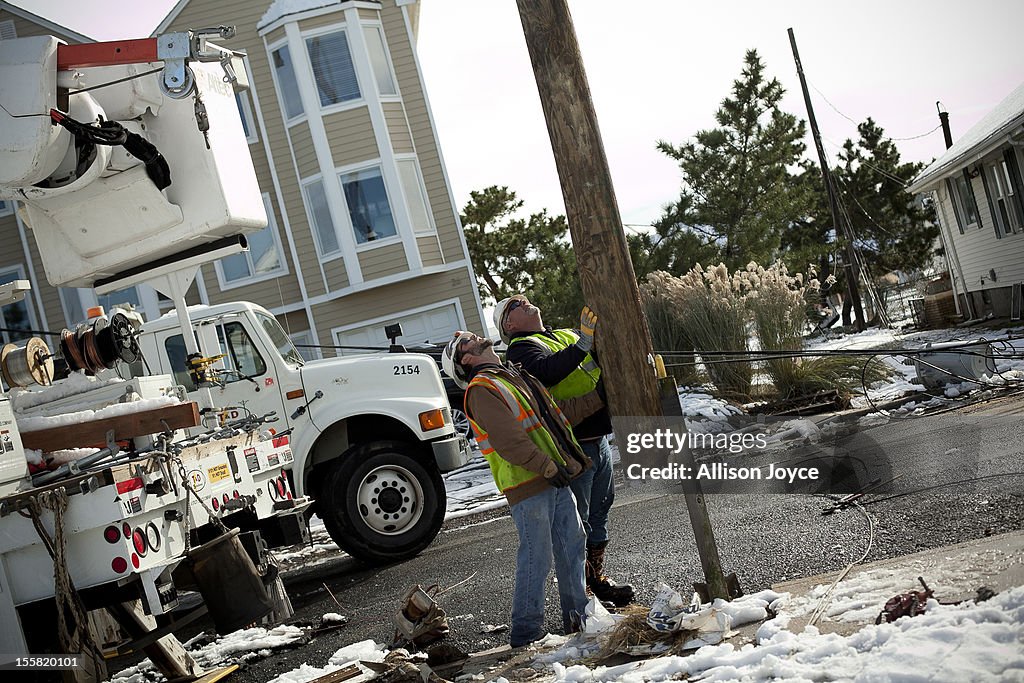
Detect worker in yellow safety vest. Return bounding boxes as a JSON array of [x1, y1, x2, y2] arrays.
[[495, 295, 634, 606], [441, 329, 604, 648]]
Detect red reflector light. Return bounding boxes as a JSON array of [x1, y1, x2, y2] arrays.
[[116, 477, 144, 494], [276, 478, 286, 498], [272, 435, 290, 448], [233, 490, 240, 498], [131, 553, 140, 569], [212, 497, 219, 511], [122, 522, 131, 538], [103, 526, 120, 543], [222, 493, 229, 504], [132, 528, 147, 556], [111, 557, 128, 573]]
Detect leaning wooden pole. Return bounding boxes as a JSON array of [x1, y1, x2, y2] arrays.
[[516, 0, 660, 419], [518, 0, 729, 600], [788, 27, 866, 331]]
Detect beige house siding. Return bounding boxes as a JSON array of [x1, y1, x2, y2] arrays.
[[358, 8, 381, 21], [280, 309, 311, 334], [22, 221, 63, 328], [416, 235, 444, 267], [297, 12, 345, 33], [359, 243, 408, 281], [383, 102, 414, 154], [311, 268, 484, 354], [381, 3, 464, 266], [290, 122, 319, 180], [324, 258, 350, 292], [324, 109, 379, 168], [264, 26, 285, 45]]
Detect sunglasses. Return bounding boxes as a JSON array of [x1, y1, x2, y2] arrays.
[[453, 336, 473, 364], [507, 299, 527, 313]]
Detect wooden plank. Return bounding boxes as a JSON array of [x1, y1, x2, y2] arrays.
[[308, 664, 362, 683], [21, 402, 200, 452]]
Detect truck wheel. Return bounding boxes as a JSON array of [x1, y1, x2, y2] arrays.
[[320, 440, 446, 564], [450, 408, 471, 439]]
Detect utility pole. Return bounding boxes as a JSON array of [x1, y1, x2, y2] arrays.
[[518, 0, 729, 600], [788, 28, 866, 332], [516, 0, 660, 418]]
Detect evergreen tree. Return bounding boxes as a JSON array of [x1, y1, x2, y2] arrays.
[[833, 118, 937, 275], [656, 49, 808, 270], [461, 186, 583, 329]]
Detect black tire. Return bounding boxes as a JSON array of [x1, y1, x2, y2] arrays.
[[319, 440, 446, 564]]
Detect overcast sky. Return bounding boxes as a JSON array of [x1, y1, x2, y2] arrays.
[[16, 0, 1024, 228]]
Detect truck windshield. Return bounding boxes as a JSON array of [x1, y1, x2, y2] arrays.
[[256, 312, 305, 366]]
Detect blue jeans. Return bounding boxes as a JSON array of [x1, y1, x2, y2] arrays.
[[508, 487, 588, 647], [571, 436, 615, 546]]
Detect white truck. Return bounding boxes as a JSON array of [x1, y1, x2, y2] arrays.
[[135, 300, 468, 563], [0, 23, 467, 679]]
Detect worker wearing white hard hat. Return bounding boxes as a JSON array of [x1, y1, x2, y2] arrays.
[[441, 329, 604, 647]]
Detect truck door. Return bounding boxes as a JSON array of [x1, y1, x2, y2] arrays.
[[162, 319, 288, 433]]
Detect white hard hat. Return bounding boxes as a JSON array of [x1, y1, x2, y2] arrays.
[[493, 295, 528, 345], [441, 331, 474, 390]]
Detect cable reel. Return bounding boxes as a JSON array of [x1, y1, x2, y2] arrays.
[[58, 312, 144, 376], [1, 337, 55, 388]]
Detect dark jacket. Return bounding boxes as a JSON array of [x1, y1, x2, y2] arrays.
[[505, 328, 612, 440], [464, 362, 603, 505]]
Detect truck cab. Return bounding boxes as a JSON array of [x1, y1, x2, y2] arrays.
[[137, 301, 470, 563]]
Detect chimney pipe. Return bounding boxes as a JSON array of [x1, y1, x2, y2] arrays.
[[937, 101, 953, 149]]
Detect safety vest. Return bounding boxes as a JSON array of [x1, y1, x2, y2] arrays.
[[466, 372, 580, 494], [511, 329, 600, 400]]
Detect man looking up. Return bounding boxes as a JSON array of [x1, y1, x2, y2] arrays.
[[441, 330, 603, 648], [495, 296, 634, 607]]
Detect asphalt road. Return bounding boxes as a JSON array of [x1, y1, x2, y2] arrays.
[[115, 393, 1024, 682]]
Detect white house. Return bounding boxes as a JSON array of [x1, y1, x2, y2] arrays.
[[909, 82, 1024, 319]]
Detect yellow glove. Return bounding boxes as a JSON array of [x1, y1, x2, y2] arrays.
[[577, 306, 597, 352]]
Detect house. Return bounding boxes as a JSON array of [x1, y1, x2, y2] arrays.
[[0, 0, 485, 358], [909, 82, 1024, 320]]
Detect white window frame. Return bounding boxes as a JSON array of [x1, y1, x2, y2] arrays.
[[301, 174, 345, 261], [395, 155, 436, 235], [362, 22, 399, 100], [301, 23, 365, 117], [988, 157, 1021, 236], [337, 160, 402, 252], [0, 264, 38, 344], [235, 89, 258, 144], [950, 172, 981, 231], [0, 200, 13, 218], [214, 193, 289, 290], [268, 39, 307, 126]]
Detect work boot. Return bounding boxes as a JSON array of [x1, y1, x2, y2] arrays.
[[586, 542, 634, 607]]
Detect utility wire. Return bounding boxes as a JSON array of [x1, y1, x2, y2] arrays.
[[809, 79, 944, 142], [69, 67, 163, 96]]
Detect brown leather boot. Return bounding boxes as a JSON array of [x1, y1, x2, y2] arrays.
[[586, 542, 634, 607]]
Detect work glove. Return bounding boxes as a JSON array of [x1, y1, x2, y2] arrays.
[[543, 460, 572, 488], [576, 306, 598, 353]]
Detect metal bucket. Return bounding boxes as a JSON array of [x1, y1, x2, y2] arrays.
[[186, 528, 273, 633]]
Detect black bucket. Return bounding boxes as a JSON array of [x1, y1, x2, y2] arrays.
[[186, 528, 273, 633]]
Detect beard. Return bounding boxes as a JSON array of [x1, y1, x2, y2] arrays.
[[476, 337, 494, 352]]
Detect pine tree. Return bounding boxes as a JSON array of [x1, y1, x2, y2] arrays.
[[655, 49, 808, 271], [833, 118, 937, 275], [460, 186, 584, 328]]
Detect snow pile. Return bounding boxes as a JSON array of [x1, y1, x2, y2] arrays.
[[550, 586, 1024, 682], [267, 639, 386, 683], [443, 454, 505, 520], [17, 395, 181, 433], [10, 371, 126, 411], [110, 624, 308, 683]]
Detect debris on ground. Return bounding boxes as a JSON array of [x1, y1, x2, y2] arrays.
[[393, 584, 451, 648]]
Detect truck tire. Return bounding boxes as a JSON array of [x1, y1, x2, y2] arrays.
[[320, 440, 446, 564]]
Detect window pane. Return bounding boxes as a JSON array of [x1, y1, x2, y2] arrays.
[[59, 288, 86, 326], [397, 160, 432, 233], [164, 335, 197, 391], [98, 286, 141, 311], [0, 269, 32, 343], [256, 312, 304, 365], [0, 200, 10, 215], [221, 252, 252, 282], [954, 175, 979, 225], [272, 46, 305, 119], [306, 31, 360, 106], [224, 322, 267, 378], [305, 180, 340, 254], [342, 168, 397, 244], [235, 92, 252, 138], [248, 225, 282, 275], [364, 26, 396, 96]]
